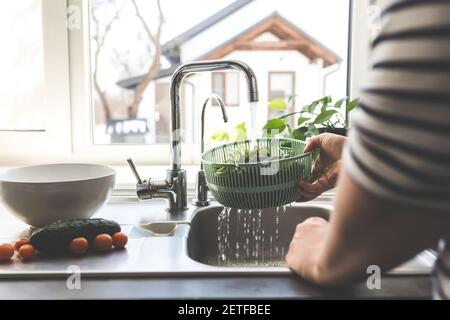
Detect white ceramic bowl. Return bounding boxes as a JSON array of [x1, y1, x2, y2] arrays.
[[0, 164, 115, 227]]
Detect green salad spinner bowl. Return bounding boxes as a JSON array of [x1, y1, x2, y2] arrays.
[[202, 138, 312, 210]]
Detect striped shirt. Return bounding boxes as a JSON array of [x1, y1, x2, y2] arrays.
[[343, 0, 450, 299]]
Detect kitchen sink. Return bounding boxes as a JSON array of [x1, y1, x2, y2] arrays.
[[187, 203, 436, 274], [0, 200, 436, 278], [187, 204, 330, 267]]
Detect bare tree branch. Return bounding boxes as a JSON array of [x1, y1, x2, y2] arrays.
[[91, 0, 165, 121], [91, 0, 125, 121], [112, 49, 133, 78], [127, 0, 165, 118]]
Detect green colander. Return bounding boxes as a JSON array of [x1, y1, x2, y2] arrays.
[[202, 138, 312, 210]]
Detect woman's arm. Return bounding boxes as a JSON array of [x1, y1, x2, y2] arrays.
[[287, 170, 450, 287], [288, 0, 450, 287]]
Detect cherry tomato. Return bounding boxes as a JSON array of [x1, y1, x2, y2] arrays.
[[18, 244, 36, 261], [14, 238, 30, 251], [0, 243, 14, 261], [93, 234, 113, 252], [69, 238, 89, 255], [112, 232, 128, 249]]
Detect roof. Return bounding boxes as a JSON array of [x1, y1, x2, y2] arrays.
[[117, 0, 254, 90], [199, 12, 341, 66], [117, 3, 341, 90], [162, 0, 254, 64]]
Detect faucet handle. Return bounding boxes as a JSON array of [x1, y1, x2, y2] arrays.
[[126, 158, 143, 184], [127, 158, 153, 201]]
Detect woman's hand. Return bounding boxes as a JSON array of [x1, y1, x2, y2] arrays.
[[297, 133, 347, 201], [285, 217, 329, 283]]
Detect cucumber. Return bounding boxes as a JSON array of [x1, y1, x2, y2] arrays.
[[30, 218, 121, 254]]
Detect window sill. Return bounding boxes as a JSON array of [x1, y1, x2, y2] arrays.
[[0, 165, 200, 193], [113, 165, 199, 192], [0, 165, 337, 201]]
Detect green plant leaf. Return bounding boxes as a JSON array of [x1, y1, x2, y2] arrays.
[[288, 94, 298, 103], [285, 124, 293, 137], [210, 130, 229, 142], [263, 119, 286, 137], [323, 96, 332, 104], [268, 98, 287, 111], [334, 97, 347, 109], [231, 122, 247, 142], [346, 98, 360, 112], [292, 127, 307, 141], [320, 96, 332, 112], [297, 117, 309, 126], [302, 102, 318, 113], [305, 124, 319, 138], [314, 110, 338, 124]]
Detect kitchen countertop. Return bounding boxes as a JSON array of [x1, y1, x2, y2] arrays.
[[0, 274, 432, 300], [0, 195, 434, 300]]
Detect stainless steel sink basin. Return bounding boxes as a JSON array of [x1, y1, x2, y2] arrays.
[[187, 203, 436, 274], [188, 204, 330, 267]]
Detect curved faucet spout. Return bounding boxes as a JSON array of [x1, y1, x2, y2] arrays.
[[201, 94, 228, 156], [170, 60, 259, 171], [128, 60, 258, 213], [193, 94, 228, 207]]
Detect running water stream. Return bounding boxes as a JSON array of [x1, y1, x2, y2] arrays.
[[249, 102, 258, 142], [217, 206, 289, 267], [216, 102, 292, 266]]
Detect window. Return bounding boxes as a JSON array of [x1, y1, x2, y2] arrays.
[[1, 0, 374, 166], [212, 72, 240, 106], [0, 1, 45, 132], [0, 0, 71, 159], [84, 0, 353, 151], [268, 72, 295, 120]]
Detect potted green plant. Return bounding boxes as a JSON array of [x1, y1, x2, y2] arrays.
[[263, 95, 359, 141], [209, 95, 359, 146]]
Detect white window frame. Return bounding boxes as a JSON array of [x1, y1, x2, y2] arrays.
[[1, 0, 371, 166], [349, 0, 371, 100], [0, 0, 72, 164], [348, 0, 373, 124]]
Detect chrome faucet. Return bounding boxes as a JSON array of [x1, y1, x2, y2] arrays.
[[192, 94, 228, 207], [128, 60, 259, 213]]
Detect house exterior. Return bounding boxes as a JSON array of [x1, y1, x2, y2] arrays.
[[117, 0, 341, 144]]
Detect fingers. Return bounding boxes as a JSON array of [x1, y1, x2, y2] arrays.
[[304, 133, 347, 162], [298, 160, 341, 201], [310, 156, 323, 182], [303, 134, 325, 153], [297, 175, 332, 198], [302, 217, 328, 226], [285, 247, 297, 272], [296, 180, 330, 201], [296, 186, 321, 202], [292, 218, 327, 238]]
